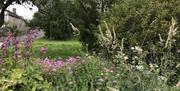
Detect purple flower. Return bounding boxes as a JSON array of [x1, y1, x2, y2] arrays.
[[1, 32, 15, 56], [56, 60, 64, 66], [35, 56, 81, 74], [23, 30, 38, 58]]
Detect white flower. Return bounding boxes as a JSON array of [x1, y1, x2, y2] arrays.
[[158, 76, 167, 81], [98, 78, 105, 82], [135, 46, 143, 52], [124, 56, 128, 60], [131, 47, 135, 50], [116, 73, 120, 76], [136, 65, 144, 71], [176, 81, 180, 88]]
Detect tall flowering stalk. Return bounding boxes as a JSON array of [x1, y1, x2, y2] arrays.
[[24, 29, 38, 59], [13, 38, 22, 60], [165, 17, 178, 48], [1, 32, 14, 57]]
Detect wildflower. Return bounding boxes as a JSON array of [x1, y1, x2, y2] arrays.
[[123, 56, 128, 60], [66, 57, 79, 64], [1, 32, 14, 56], [116, 73, 120, 76], [24, 29, 38, 58], [36, 57, 81, 74], [98, 78, 105, 83], [177, 49, 180, 53], [134, 46, 143, 52], [68, 81, 74, 85], [131, 46, 143, 54], [136, 65, 144, 71], [36, 58, 65, 73], [40, 47, 48, 54], [158, 76, 167, 81], [176, 81, 180, 88], [112, 80, 117, 86]]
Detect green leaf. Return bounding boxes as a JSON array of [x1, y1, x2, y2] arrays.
[[10, 69, 25, 79], [33, 74, 44, 81]]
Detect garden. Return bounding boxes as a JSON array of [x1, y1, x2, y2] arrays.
[[0, 0, 180, 91]]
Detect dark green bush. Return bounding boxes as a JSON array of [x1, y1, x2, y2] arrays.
[[72, 0, 100, 51], [29, 0, 75, 40], [101, 0, 180, 49]]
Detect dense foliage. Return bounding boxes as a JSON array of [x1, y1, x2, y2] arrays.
[[101, 0, 180, 50], [0, 0, 179, 90], [30, 0, 116, 41], [0, 30, 179, 90], [93, 0, 180, 86], [29, 0, 75, 40]]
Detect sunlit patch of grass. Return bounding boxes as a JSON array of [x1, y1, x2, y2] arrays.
[[32, 39, 84, 58]]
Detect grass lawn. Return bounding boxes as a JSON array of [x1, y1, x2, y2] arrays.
[[32, 39, 84, 58]]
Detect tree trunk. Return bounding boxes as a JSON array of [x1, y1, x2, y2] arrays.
[[0, 0, 15, 27], [0, 11, 5, 27]]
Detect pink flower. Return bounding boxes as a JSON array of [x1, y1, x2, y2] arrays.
[[35, 57, 81, 74], [66, 57, 79, 64], [40, 47, 48, 54]]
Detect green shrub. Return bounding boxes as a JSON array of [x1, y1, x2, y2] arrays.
[[100, 0, 180, 50], [72, 0, 100, 51]]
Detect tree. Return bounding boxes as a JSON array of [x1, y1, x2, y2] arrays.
[[30, 0, 75, 40], [0, 0, 37, 27]]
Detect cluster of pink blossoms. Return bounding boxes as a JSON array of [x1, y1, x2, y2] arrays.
[[1, 32, 14, 55], [0, 29, 39, 60], [24, 29, 38, 49], [35, 56, 80, 73], [24, 29, 39, 58]]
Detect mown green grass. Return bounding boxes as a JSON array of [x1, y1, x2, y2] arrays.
[[32, 39, 84, 58]]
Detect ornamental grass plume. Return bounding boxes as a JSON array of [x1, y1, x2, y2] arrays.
[[165, 17, 178, 48]]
